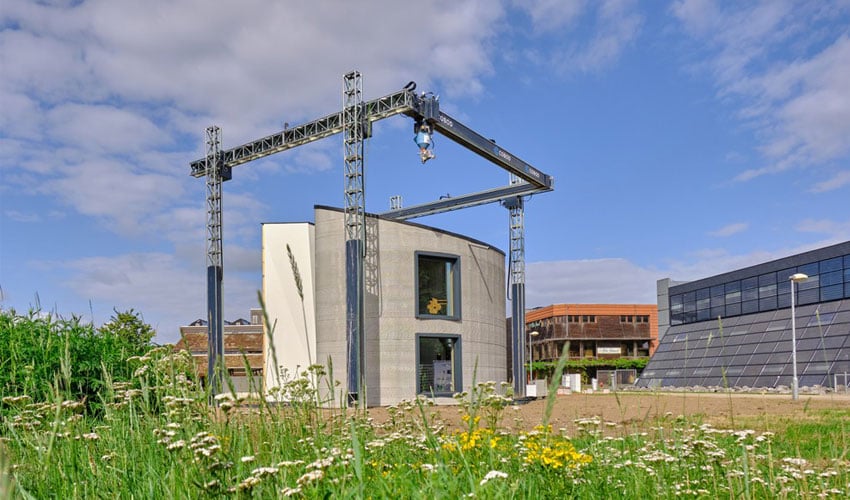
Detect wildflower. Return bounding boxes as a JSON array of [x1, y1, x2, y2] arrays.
[[297, 469, 324, 486], [241, 455, 256, 463], [252, 467, 279, 477], [480, 470, 508, 486], [82, 432, 99, 441], [281, 487, 302, 497], [167, 440, 186, 451]]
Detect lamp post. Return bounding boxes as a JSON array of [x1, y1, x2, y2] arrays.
[[528, 330, 539, 382], [789, 273, 809, 401]]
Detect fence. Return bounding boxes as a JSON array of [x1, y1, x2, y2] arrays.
[[596, 369, 638, 390]]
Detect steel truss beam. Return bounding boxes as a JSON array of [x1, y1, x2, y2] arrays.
[[380, 183, 549, 220], [190, 90, 415, 177]]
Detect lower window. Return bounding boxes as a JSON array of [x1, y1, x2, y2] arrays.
[[416, 334, 461, 395]]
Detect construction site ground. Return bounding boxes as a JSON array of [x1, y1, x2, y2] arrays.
[[367, 391, 850, 434]]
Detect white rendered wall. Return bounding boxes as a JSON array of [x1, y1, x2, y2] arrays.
[[261, 223, 316, 392]]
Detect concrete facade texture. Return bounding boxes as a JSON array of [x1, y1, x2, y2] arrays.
[[313, 206, 506, 406]]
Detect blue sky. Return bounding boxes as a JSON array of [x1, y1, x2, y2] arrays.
[[2, 0, 849, 343]]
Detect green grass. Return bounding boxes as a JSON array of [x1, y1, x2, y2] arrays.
[[2, 308, 849, 498], [3, 361, 849, 498]]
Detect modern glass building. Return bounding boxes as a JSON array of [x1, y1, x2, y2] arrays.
[[638, 241, 850, 389]]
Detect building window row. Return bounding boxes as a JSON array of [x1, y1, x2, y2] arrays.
[[568, 315, 596, 323], [620, 315, 649, 323], [670, 253, 850, 325]]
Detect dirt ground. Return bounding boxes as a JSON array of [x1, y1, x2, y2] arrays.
[[367, 391, 850, 434]]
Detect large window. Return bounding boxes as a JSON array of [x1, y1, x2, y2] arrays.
[[416, 253, 460, 319], [416, 335, 461, 395], [669, 251, 850, 325]]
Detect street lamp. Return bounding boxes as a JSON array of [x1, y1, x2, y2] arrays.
[[528, 330, 539, 382], [789, 273, 809, 401]]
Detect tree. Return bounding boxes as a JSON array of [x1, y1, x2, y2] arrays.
[[98, 308, 156, 352]]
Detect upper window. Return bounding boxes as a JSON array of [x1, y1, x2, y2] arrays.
[[416, 253, 460, 319]]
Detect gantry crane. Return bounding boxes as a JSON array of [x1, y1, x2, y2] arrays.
[[189, 71, 554, 402]]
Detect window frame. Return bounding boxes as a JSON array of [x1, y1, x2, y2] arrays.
[[415, 251, 462, 320], [415, 333, 462, 396]]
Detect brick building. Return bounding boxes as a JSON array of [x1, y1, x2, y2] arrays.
[[509, 304, 658, 369], [174, 309, 265, 392]]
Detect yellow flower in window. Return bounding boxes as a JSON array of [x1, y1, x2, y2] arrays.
[[427, 297, 442, 314]]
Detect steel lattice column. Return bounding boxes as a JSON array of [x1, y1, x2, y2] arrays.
[[343, 71, 365, 405], [506, 174, 527, 397], [205, 126, 225, 397]]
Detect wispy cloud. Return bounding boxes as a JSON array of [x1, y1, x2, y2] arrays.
[[708, 222, 748, 237], [809, 170, 850, 193], [672, 0, 850, 184], [513, 0, 643, 75]]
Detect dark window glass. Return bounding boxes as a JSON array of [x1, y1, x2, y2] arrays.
[[821, 270, 843, 286], [710, 306, 724, 319], [671, 313, 683, 325], [742, 276, 758, 290], [742, 288, 759, 301], [684, 300, 696, 313], [845, 283, 850, 299], [684, 311, 697, 323], [670, 294, 683, 310], [726, 281, 741, 293], [759, 296, 777, 311], [845, 268, 850, 283], [758, 283, 777, 298], [798, 262, 818, 277], [798, 274, 819, 290], [711, 285, 724, 297], [696, 288, 710, 300], [697, 309, 710, 321], [797, 288, 819, 305], [742, 300, 759, 314], [758, 272, 776, 286], [725, 290, 741, 304], [820, 257, 842, 273], [416, 335, 459, 394], [711, 295, 724, 307], [417, 254, 459, 318], [777, 293, 791, 308], [726, 303, 741, 316], [697, 297, 710, 310], [821, 284, 843, 302]]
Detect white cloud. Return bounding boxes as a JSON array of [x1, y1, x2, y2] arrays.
[[508, 0, 642, 75], [708, 222, 748, 237], [514, 0, 587, 33], [810, 170, 850, 193], [526, 258, 659, 307], [59, 252, 259, 343], [673, 1, 850, 183], [794, 218, 850, 239]]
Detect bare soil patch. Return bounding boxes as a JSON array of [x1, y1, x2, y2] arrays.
[[367, 392, 850, 434]]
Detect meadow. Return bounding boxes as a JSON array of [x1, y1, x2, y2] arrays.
[[2, 309, 849, 498]]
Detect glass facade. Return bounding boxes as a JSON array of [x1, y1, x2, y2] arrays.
[[670, 251, 850, 326], [640, 243, 850, 389]]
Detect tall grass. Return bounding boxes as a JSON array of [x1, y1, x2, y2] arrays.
[[2, 308, 849, 498]]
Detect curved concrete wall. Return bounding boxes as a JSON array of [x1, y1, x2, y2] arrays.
[[314, 206, 506, 406]]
